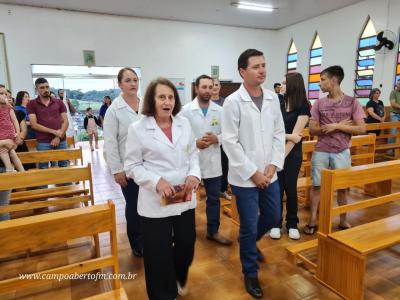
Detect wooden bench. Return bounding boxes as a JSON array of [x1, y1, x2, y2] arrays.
[[0, 200, 127, 299], [18, 147, 83, 167], [25, 136, 76, 150], [314, 160, 400, 299], [0, 165, 94, 215], [365, 121, 400, 160]]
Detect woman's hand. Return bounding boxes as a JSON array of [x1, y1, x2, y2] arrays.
[[287, 132, 303, 144], [114, 172, 128, 187], [184, 176, 200, 195], [156, 178, 175, 198], [15, 133, 23, 145]]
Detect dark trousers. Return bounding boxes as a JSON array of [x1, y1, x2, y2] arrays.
[[277, 149, 302, 229], [203, 176, 222, 235], [141, 209, 196, 300], [120, 179, 142, 251], [220, 146, 229, 193], [232, 181, 281, 277]]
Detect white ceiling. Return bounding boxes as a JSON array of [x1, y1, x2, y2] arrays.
[[0, 0, 365, 29]]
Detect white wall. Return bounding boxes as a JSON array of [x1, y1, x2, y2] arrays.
[[0, 4, 278, 104], [273, 0, 400, 104], [1, 1, 399, 104]]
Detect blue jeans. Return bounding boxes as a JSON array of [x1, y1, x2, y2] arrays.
[[232, 181, 281, 278], [203, 176, 222, 235], [0, 167, 11, 221], [389, 113, 400, 144], [37, 140, 69, 169]]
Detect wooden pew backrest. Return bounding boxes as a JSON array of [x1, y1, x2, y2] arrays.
[[17, 147, 83, 165], [25, 136, 76, 150], [0, 200, 120, 294]]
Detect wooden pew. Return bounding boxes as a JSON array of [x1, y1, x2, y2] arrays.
[[0, 165, 94, 215], [365, 121, 400, 160], [17, 147, 83, 167], [0, 200, 127, 300], [314, 160, 400, 300], [25, 136, 76, 150]]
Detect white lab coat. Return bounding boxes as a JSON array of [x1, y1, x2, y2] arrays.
[[124, 115, 201, 218], [221, 84, 285, 188], [103, 94, 141, 174], [180, 98, 222, 179]]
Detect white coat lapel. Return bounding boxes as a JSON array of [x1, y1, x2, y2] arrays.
[[172, 117, 183, 148], [239, 84, 262, 113]]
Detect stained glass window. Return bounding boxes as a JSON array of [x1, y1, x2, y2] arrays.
[[308, 34, 323, 103], [354, 17, 377, 104], [287, 40, 297, 74], [395, 33, 400, 85]]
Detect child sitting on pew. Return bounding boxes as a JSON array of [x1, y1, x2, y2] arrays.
[[84, 107, 101, 151], [0, 87, 24, 172]]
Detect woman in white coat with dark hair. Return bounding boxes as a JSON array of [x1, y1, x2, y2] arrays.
[[124, 77, 200, 300]]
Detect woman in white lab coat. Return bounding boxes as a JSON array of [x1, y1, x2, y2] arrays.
[[103, 67, 143, 257], [124, 77, 200, 300]]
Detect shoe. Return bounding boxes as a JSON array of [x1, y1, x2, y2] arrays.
[[338, 223, 352, 230], [220, 191, 232, 200], [95, 144, 99, 149], [90, 145, 94, 151], [256, 247, 265, 263], [206, 232, 233, 246], [132, 248, 143, 257], [244, 276, 263, 299], [303, 224, 318, 235], [288, 228, 300, 240], [269, 228, 281, 239], [177, 281, 188, 296]]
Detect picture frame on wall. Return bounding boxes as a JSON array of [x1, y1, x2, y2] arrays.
[[83, 50, 96, 67], [0, 33, 11, 89]]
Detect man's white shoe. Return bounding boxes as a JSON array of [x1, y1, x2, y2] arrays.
[[220, 191, 232, 200], [269, 228, 281, 239], [177, 281, 188, 296], [288, 228, 300, 240]]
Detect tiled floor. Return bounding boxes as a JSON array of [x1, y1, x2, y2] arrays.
[[1, 141, 400, 299]]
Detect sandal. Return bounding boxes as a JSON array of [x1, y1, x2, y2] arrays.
[[303, 224, 318, 235], [338, 224, 352, 230]]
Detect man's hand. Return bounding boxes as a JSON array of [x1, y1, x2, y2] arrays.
[[251, 171, 269, 189], [202, 132, 218, 145], [321, 123, 338, 134], [264, 164, 277, 185], [50, 136, 60, 147], [196, 138, 210, 149], [54, 129, 65, 139]]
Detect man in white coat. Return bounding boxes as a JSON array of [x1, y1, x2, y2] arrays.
[[181, 75, 232, 245], [222, 49, 285, 298]]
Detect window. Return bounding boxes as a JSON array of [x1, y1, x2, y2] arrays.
[[354, 17, 377, 105], [287, 39, 298, 74], [31, 65, 142, 141], [395, 33, 400, 85], [308, 33, 323, 103]]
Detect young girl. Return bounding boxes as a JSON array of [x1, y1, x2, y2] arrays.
[[84, 107, 101, 151], [0, 88, 24, 172]]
